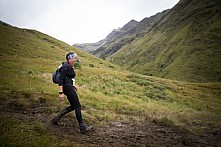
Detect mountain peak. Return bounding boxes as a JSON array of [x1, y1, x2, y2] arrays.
[[121, 19, 139, 32]]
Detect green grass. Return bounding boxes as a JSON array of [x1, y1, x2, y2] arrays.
[[110, 0, 221, 83], [0, 115, 78, 146], [0, 22, 221, 146]]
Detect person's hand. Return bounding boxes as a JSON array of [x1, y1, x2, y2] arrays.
[[73, 86, 78, 91], [59, 93, 64, 101]]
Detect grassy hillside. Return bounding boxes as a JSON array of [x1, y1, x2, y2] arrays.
[[110, 0, 221, 83], [0, 22, 221, 146], [91, 11, 167, 60]]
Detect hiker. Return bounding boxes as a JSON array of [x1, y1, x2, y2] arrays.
[[51, 51, 91, 134]]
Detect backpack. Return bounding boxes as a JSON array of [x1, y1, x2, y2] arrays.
[[52, 63, 64, 84]]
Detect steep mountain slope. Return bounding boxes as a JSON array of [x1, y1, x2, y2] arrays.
[[73, 10, 167, 59], [73, 20, 138, 54], [93, 11, 168, 60], [0, 20, 120, 92], [1, 21, 221, 146], [110, 0, 221, 82], [75, 0, 221, 83]]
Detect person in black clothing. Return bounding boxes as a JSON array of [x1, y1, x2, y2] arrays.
[[51, 51, 91, 134]]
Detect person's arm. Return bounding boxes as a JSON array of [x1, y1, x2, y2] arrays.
[[58, 64, 68, 100], [58, 85, 64, 101]]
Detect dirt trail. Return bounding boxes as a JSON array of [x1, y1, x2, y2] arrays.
[[1, 99, 221, 147]]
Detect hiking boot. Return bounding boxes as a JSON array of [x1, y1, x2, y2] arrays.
[[51, 116, 60, 125], [79, 123, 92, 134]]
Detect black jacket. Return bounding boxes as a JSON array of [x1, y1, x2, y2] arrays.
[[58, 62, 75, 86]]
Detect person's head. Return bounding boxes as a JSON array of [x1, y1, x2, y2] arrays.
[[66, 51, 77, 64]]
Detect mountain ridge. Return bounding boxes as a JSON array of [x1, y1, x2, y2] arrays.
[[74, 0, 221, 83], [73, 10, 168, 58], [110, 0, 221, 82]]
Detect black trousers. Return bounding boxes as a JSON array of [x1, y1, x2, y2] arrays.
[[63, 83, 83, 124]]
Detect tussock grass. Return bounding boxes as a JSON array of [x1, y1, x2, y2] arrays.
[[0, 115, 77, 146], [110, 0, 221, 83], [0, 22, 221, 146]]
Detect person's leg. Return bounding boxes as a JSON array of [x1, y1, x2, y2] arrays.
[[64, 85, 92, 133], [51, 106, 74, 125], [64, 86, 83, 123]]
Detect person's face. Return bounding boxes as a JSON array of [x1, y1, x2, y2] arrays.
[[70, 57, 77, 63], [68, 53, 77, 64]]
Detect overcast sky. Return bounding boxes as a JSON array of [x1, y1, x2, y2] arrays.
[[0, 0, 179, 45]]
